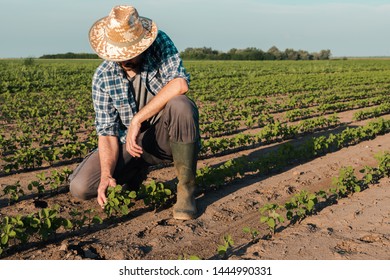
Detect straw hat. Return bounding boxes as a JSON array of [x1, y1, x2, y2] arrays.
[[89, 5, 158, 61]]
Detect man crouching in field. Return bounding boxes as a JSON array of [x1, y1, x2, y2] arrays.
[[69, 5, 200, 220]]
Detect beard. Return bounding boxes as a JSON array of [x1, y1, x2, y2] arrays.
[[119, 54, 144, 71]]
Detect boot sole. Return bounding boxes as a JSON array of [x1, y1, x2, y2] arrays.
[[173, 211, 197, 220]]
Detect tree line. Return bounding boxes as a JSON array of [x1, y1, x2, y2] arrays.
[[39, 52, 99, 59], [179, 46, 331, 60], [39, 47, 331, 61]]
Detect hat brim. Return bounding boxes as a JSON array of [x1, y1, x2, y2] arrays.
[[89, 16, 158, 61]]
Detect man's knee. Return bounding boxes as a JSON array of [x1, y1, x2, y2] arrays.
[[166, 95, 198, 120], [69, 177, 95, 201], [165, 95, 200, 144]]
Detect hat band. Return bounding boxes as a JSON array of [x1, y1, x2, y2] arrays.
[[105, 28, 146, 48]]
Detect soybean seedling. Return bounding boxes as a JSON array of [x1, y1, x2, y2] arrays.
[[243, 226, 260, 242], [259, 203, 284, 237], [138, 180, 173, 210], [104, 185, 137, 217], [285, 190, 318, 224], [217, 234, 234, 259], [2, 181, 24, 205]]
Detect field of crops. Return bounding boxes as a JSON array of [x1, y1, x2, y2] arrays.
[[0, 59, 389, 260]]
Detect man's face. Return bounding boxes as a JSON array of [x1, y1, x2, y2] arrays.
[[119, 54, 144, 71]]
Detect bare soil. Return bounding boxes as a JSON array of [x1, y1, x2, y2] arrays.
[[0, 112, 389, 260]]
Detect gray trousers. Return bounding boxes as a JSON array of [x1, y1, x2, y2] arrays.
[[69, 95, 200, 200]]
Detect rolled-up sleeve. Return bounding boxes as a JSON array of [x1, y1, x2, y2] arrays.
[[160, 53, 190, 86], [92, 75, 120, 137], [150, 31, 190, 88]]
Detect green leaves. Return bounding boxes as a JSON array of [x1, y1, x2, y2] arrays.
[[331, 166, 363, 198], [0, 205, 76, 255], [1, 218, 17, 246], [138, 181, 173, 210], [375, 151, 390, 178], [284, 190, 321, 224], [27, 180, 45, 198], [259, 203, 285, 236], [178, 254, 202, 260], [217, 234, 234, 257], [2, 181, 24, 205], [242, 227, 259, 241], [104, 185, 137, 217], [69, 208, 102, 230]]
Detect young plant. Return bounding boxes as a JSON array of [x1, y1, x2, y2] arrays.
[[178, 254, 202, 260], [48, 168, 73, 193], [285, 190, 318, 224], [26, 205, 73, 241], [69, 208, 86, 230], [217, 234, 234, 258], [243, 226, 260, 242], [27, 180, 46, 198], [259, 203, 284, 237], [138, 181, 172, 210], [84, 208, 103, 227], [359, 152, 389, 185], [2, 181, 24, 205], [0, 216, 17, 255], [330, 166, 362, 198], [104, 185, 137, 217], [375, 151, 389, 177], [360, 166, 382, 185]]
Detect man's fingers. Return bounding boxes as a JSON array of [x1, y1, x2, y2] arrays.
[[97, 194, 107, 208], [133, 142, 143, 152], [97, 177, 116, 208], [97, 187, 107, 207], [126, 140, 143, 157]]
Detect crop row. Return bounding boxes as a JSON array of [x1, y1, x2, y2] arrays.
[[196, 118, 390, 188], [259, 152, 389, 236], [200, 86, 387, 123], [200, 114, 340, 157], [0, 178, 175, 256], [1, 112, 336, 174], [1, 60, 390, 174], [200, 92, 388, 138], [1, 118, 388, 258], [0, 61, 97, 94], [184, 152, 389, 259], [0, 104, 383, 174], [0, 112, 339, 174], [200, 90, 388, 128], [353, 102, 390, 121], [1, 136, 97, 174], [217, 150, 389, 260], [190, 60, 390, 101]]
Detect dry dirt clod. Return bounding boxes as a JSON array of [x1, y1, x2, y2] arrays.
[[293, 171, 304, 176], [59, 243, 68, 251], [358, 234, 382, 243]]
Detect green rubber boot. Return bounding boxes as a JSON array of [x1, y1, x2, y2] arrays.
[[170, 141, 198, 220]]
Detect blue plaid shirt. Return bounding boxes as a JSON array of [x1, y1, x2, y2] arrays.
[[92, 30, 190, 143]]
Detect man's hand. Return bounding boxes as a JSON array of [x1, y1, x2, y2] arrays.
[[126, 118, 143, 158], [97, 175, 117, 208]]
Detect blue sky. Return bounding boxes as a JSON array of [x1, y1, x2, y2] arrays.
[[0, 0, 389, 58]]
